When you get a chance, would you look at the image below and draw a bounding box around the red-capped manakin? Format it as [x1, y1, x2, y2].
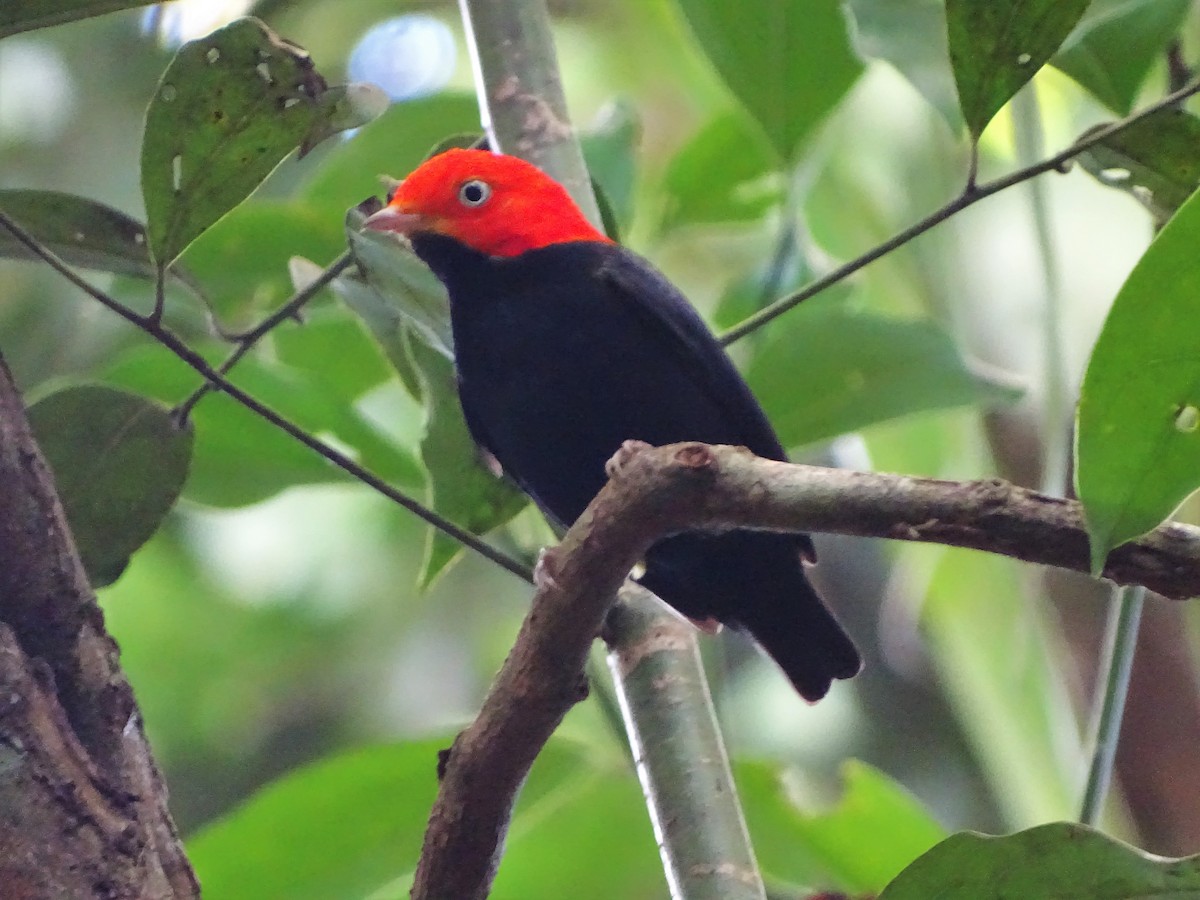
[363, 148, 860, 701]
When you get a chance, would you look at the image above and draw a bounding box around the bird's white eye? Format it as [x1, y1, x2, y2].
[458, 179, 492, 207]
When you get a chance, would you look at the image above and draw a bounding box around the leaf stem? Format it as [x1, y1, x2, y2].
[720, 75, 1200, 346]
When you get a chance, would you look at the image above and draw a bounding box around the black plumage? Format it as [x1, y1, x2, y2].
[410, 232, 860, 701]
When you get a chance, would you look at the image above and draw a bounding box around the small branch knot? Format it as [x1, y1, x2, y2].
[604, 439, 651, 479]
[673, 443, 717, 471]
[972, 477, 1014, 510]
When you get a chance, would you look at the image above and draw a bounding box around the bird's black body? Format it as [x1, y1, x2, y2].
[412, 233, 860, 700]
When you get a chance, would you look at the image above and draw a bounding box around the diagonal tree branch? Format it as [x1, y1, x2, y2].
[408, 440, 1200, 899]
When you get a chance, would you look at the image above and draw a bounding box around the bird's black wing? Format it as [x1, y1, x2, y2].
[595, 245, 817, 562]
[594, 245, 788, 462]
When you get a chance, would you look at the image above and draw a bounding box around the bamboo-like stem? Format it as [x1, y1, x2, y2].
[1080, 585, 1145, 826]
[420, 2, 767, 898]
[607, 590, 764, 900]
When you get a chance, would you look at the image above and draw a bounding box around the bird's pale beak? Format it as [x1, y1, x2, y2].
[361, 205, 426, 235]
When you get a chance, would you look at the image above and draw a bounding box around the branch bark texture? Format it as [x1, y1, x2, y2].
[0, 350, 197, 899]
[409, 440, 1200, 898]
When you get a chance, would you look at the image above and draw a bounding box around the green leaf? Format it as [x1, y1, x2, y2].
[141, 17, 353, 267]
[659, 110, 781, 233]
[922, 550, 1081, 825]
[741, 759, 945, 893]
[299, 94, 481, 215]
[345, 208, 455, 359]
[673, 0, 864, 160]
[747, 299, 1021, 448]
[407, 336, 527, 589]
[946, 0, 1090, 138]
[271, 306, 393, 409]
[879, 822, 1200, 898]
[297, 82, 389, 157]
[1076, 186, 1200, 570]
[104, 347, 339, 507]
[0, 190, 203, 298]
[179, 201, 343, 328]
[844, 0, 962, 129]
[1053, 0, 1191, 114]
[104, 345, 421, 508]
[188, 741, 443, 900]
[0, 0, 151, 38]
[27, 385, 191, 587]
[580, 100, 640, 236]
[339, 219, 527, 587]
[331, 269, 425, 401]
[488, 740, 662, 899]
[190, 737, 655, 900]
[1076, 109, 1200, 226]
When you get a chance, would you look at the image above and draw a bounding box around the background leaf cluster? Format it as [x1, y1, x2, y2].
[5, 0, 1200, 896]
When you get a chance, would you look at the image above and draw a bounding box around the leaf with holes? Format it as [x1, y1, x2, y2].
[879, 823, 1200, 898]
[141, 17, 367, 267]
[674, 0, 863, 160]
[0, 190, 204, 298]
[27, 385, 192, 587]
[1077, 186, 1200, 571]
[1077, 109, 1200, 226]
[946, 0, 1090, 138]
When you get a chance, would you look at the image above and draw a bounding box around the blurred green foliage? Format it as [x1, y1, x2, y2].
[4, 0, 1200, 896]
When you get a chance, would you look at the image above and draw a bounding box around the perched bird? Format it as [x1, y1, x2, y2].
[363, 148, 860, 700]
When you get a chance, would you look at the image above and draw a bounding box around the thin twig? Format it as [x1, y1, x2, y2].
[0, 208, 532, 584]
[719, 76, 1200, 346]
[177, 251, 353, 419]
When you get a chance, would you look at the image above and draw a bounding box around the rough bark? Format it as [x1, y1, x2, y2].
[0, 350, 197, 899]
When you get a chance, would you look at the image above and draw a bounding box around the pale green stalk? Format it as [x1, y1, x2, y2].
[459, 2, 766, 896]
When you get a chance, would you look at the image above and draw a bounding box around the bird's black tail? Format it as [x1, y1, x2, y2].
[735, 561, 861, 702]
[641, 531, 860, 702]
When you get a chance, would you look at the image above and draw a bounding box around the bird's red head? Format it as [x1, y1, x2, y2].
[362, 148, 611, 258]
